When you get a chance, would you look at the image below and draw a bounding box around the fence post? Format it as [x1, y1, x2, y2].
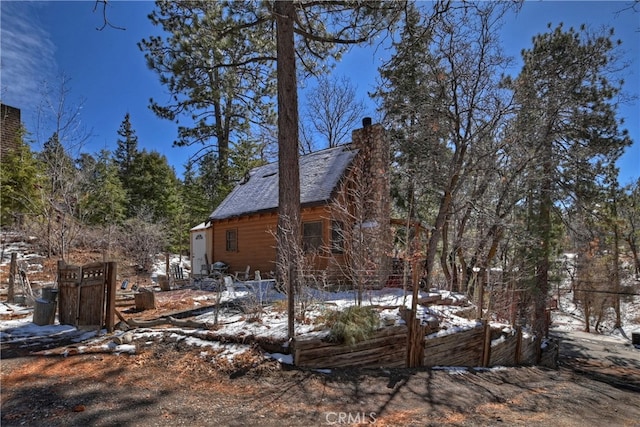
[105, 262, 117, 333]
[7, 253, 16, 303]
[514, 326, 522, 365]
[403, 308, 425, 368]
[481, 319, 492, 367]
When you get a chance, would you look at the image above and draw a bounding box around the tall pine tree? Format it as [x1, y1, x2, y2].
[114, 112, 139, 198]
[509, 24, 632, 345]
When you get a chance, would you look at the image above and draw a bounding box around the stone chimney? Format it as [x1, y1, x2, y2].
[1, 104, 22, 159]
[350, 118, 391, 288]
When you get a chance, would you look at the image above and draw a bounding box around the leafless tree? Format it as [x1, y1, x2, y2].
[301, 75, 367, 152]
[118, 208, 167, 273]
[328, 160, 383, 306]
[33, 74, 91, 260]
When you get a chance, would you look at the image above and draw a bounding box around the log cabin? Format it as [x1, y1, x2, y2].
[190, 119, 392, 287]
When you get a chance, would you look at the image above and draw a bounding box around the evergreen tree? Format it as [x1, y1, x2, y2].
[181, 161, 213, 229]
[620, 179, 640, 277]
[0, 127, 43, 227]
[509, 24, 632, 342]
[228, 138, 267, 183]
[39, 132, 76, 198]
[79, 150, 127, 226]
[114, 112, 139, 194]
[127, 149, 181, 223]
[376, 3, 451, 221]
[139, 0, 277, 192]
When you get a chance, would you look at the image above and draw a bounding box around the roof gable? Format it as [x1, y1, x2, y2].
[210, 144, 357, 220]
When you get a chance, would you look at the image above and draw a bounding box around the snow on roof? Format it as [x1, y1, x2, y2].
[190, 222, 211, 232]
[209, 144, 358, 220]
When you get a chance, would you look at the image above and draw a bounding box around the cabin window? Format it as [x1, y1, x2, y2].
[226, 229, 237, 252]
[331, 221, 344, 254]
[303, 221, 323, 252]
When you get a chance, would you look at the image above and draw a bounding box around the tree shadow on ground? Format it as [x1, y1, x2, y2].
[1, 354, 178, 427]
[553, 330, 640, 393]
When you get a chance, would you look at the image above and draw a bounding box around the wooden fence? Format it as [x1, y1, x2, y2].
[294, 325, 407, 369]
[422, 325, 486, 367]
[293, 317, 551, 369]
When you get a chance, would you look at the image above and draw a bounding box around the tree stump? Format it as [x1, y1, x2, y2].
[158, 275, 170, 291]
[134, 291, 156, 310]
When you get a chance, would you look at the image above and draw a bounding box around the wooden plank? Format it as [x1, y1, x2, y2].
[114, 309, 129, 325]
[294, 325, 407, 351]
[294, 326, 408, 368]
[7, 253, 16, 303]
[296, 343, 405, 367]
[299, 344, 406, 368]
[514, 327, 522, 365]
[77, 262, 106, 328]
[519, 335, 538, 364]
[482, 320, 491, 367]
[299, 350, 406, 369]
[490, 334, 519, 366]
[105, 262, 117, 333]
[57, 264, 81, 326]
[297, 343, 406, 367]
[423, 327, 485, 367]
[78, 282, 104, 327]
[295, 332, 407, 362]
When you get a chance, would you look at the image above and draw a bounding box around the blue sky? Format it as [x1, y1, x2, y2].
[1, 1, 638, 185]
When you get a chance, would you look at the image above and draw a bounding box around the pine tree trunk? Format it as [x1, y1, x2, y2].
[534, 142, 553, 357]
[612, 205, 622, 329]
[275, 0, 301, 341]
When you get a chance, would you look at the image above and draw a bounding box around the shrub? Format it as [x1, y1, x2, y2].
[325, 305, 380, 346]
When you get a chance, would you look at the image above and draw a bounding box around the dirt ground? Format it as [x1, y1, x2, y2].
[2, 339, 639, 427]
[2, 245, 639, 426]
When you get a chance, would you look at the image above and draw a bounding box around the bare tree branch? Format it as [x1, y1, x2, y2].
[93, 0, 125, 31]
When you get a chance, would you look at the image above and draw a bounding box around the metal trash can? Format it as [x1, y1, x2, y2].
[41, 287, 58, 303]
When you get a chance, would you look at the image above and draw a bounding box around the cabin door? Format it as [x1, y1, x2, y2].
[192, 232, 207, 277]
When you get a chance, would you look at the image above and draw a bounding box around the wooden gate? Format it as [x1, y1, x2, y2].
[58, 262, 81, 326]
[57, 261, 116, 331]
[78, 262, 106, 327]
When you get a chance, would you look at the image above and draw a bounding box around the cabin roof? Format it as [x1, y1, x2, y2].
[190, 222, 210, 232]
[209, 144, 358, 221]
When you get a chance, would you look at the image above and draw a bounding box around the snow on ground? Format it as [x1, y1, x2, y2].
[1, 283, 478, 365]
[190, 286, 479, 342]
[0, 233, 46, 275]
